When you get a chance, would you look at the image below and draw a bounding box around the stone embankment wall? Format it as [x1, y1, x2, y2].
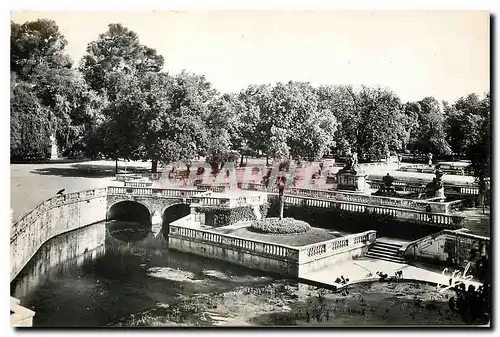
[10, 189, 107, 282]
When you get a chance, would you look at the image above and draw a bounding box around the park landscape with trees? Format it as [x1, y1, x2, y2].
[10, 19, 490, 195]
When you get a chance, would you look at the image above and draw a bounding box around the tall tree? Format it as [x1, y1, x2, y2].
[11, 19, 103, 160]
[11, 19, 72, 81]
[80, 23, 165, 170]
[144, 71, 213, 173]
[445, 92, 490, 209]
[237, 84, 272, 161]
[10, 77, 51, 160]
[444, 93, 489, 157]
[317, 85, 359, 154]
[350, 86, 408, 161]
[204, 94, 241, 173]
[79, 23, 164, 101]
[406, 96, 451, 156]
[254, 81, 338, 163]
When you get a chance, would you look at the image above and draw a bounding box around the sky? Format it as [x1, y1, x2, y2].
[10, 10, 490, 103]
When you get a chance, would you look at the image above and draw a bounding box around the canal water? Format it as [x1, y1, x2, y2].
[11, 222, 279, 327]
[11, 221, 481, 327]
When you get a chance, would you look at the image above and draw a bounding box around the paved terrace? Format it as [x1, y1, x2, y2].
[301, 257, 483, 291]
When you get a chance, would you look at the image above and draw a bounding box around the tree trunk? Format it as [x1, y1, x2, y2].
[240, 154, 244, 167]
[279, 195, 284, 221]
[266, 155, 270, 166]
[151, 160, 158, 173]
[115, 158, 118, 175]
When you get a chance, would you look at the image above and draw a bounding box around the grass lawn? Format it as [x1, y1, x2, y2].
[213, 225, 341, 247]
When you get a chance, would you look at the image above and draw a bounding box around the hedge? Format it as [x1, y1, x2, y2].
[195, 205, 268, 228]
[250, 217, 312, 234]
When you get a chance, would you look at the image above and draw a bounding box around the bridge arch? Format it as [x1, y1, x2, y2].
[107, 201, 152, 242]
[161, 203, 191, 239]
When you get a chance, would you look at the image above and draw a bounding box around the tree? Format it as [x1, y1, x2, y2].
[444, 93, 489, 157]
[11, 19, 103, 160]
[351, 86, 409, 161]
[458, 93, 490, 210]
[155, 71, 216, 172]
[10, 77, 51, 160]
[99, 72, 148, 167]
[204, 94, 240, 173]
[317, 85, 359, 154]
[11, 19, 72, 81]
[80, 24, 166, 171]
[237, 84, 273, 162]
[250, 81, 337, 164]
[406, 97, 451, 156]
[79, 23, 164, 100]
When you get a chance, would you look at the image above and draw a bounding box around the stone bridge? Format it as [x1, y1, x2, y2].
[106, 186, 268, 237]
[108, 185, 465, 232]
[106, 186, 206, 236]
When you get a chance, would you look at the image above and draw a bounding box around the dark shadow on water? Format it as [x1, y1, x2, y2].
[30, 163, 150, 178]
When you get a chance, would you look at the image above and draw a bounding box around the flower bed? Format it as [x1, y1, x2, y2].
[250, 217, 312, 234]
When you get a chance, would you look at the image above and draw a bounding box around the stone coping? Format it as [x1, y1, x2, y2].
[10, 297, 35, 327]
[301, 258, 483, 293]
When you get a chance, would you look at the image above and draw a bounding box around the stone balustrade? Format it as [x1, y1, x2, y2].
[106, 185, 465, 227]
[367, 179, 480, 196]
[11, 188, 108, 282]
[124, 181, 153, 188]
[169, 222, 300, 262]
[11, 188, 107, 242]
[297, 230, 376, 264]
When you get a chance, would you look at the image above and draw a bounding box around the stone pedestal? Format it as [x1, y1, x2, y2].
[50, 134, 58, 160]
[337, 172, 367, 192]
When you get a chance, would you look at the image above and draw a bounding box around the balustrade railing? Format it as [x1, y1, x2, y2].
[272, 186, 458, 214]
[11, 188, 107, 241]
[367, 179, 480, 196]
[105, 185, 465, 226]
[124, 181, 153, 188]
[169, 222, 300, 261]
[298, 230, 376, 263]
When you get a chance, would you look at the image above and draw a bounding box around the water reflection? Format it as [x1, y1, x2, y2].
[11, 222, 275, 327]
[106, 220, 150, 242]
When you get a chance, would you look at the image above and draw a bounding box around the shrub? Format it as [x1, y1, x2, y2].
[250, 217, 312, 234]
[196, 206, 257, 227]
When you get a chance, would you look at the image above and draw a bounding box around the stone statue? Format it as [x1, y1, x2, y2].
[337, 150, 366, 192]
[435, 166, 444, 189]
[341, 151, 359, 173]
[50, 134, 58, 160]
[382, 173, 395, 188]
[425, 165, 445, 199]
[277, 176, 286, 220]
[352, 152, 358, 168]
[373, 173, 398, 197]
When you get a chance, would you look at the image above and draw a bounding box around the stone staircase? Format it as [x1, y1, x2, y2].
[365, 240, 405, 263]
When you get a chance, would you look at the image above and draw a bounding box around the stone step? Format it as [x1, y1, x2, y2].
[369, 245, 401, 255]
[375, 241, 404, 249]
[371, 242, 401, 251]
[365, 251, 406, 263]
[366, 250, 404, 261]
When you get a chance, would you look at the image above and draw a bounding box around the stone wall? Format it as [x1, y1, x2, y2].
[10, 189, 107, 282]
[168, 237, 299, 276]
[168, 219, 375, 277]
[11, 223, 106, 299]
[405, 230, 490, 279]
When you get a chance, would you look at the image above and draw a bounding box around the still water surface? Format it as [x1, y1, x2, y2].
[12, 221, 473, 327]
[11, 223, 277, 327]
